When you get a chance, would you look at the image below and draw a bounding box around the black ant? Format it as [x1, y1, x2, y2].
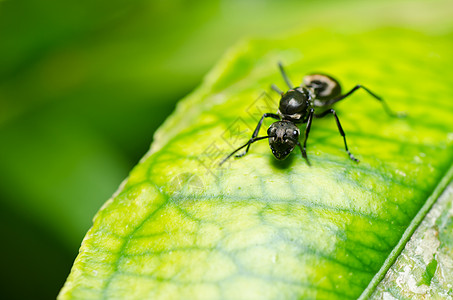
[219, 63, 405, 166]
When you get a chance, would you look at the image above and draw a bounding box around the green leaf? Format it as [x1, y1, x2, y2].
[59, 28, 453, 299]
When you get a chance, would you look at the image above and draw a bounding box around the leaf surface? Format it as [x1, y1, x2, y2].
[59, 28, 453, 299]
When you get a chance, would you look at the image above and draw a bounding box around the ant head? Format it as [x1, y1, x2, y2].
[267, 121, 300, 160]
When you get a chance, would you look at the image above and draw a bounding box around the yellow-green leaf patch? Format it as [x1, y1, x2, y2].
[59, 28, 453, 299]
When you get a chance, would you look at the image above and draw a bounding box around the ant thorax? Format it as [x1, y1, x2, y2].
[276, 87, 312, 123]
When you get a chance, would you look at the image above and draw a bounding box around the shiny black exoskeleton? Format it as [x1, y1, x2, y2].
[220, 63, 404, 166]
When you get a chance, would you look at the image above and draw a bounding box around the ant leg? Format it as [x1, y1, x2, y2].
[271, 84, 283, 95]
[236, 113, 280, 157]
[300, 109, 314, 166]
[315, 109, 359, 163]
[326, 85, 405, 118]
[219, 136, 273, 166]
[278, 62, 294, 89]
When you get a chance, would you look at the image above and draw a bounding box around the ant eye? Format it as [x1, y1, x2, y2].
[267, 127, 275, 135]
[293, 130, 298, 136]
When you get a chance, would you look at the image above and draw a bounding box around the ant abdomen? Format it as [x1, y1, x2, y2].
[303, 74, 342, 103]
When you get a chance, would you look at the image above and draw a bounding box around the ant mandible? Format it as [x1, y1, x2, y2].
[219, 63, 404, 166]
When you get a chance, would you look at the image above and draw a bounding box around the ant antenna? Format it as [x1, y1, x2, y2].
[278, 62, 293, 89]
[219, 135, 274, 166]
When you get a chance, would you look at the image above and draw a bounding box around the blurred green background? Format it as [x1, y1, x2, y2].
[0, 0, 451, 299]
